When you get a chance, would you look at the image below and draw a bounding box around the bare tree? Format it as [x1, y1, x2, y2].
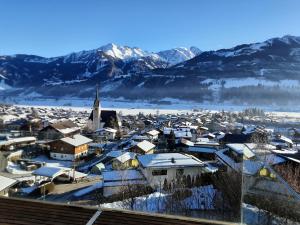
[211, 171, 242, 222]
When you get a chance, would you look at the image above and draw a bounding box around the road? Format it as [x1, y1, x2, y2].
[76, 140, 122, 173]
[42, 177, 101, 202]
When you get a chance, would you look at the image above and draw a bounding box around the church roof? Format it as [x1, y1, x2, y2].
[89, 110, 119, 128]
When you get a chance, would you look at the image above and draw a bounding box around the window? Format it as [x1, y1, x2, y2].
[152, 170, 167, 176]
[176, 169, 184, 177]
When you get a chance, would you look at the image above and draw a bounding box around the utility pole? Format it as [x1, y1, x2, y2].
[72, 158, 77, 183]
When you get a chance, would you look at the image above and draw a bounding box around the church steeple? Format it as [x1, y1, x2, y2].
[92, 84, 101, 131]
[94, 84, 100, 108]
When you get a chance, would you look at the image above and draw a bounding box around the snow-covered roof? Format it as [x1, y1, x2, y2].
[103, 170, 144, 182]
[106, 150, 124, 158]
[226, 143, 255, 159]
[243, 160, 263, 175]
[136, 140, 155, 152]
[0, 137, 36, 146]
[114, 152, 136, 163]
[146, 130, 160, 136]
[59, 127, 80, 134]
[32, 166, 87, 180]
[195, 138, 219, 146]
[278, 135, 293, 144]
[0, 175, 17, 192]
[163, 128, 192, 138]
[61, 134, 92, 147]
[215, 149, 241, 172]
[188, 146, 217, 154]
[32, 166, 68, 178]
[138, 153, 203, 168]
[216, 148, 285, 175]
[202, 133, 215, 138]
[96, 127, 117, 133]
[199, 126, 209, 130]
[180, 139, 194, 146]
[132, 135, 150, 141]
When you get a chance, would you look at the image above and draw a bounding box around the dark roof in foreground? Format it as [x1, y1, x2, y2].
[0, 197, 235, 225]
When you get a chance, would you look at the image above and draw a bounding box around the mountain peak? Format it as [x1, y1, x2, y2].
[97, 43, 146, 60]
[265, 35, 300, 46]
[157, 46, 201, 65]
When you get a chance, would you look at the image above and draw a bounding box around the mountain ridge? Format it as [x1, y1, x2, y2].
[1, 35, 300, 106]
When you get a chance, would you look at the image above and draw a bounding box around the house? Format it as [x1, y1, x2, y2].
[0, 175, 17, 196]
[187, 139, 219, 160]
[38, 119, 80, 140]
[49, 134, 93, 160]
[271, 134, 293, 149]
[215, 143, 283, 175]
[102, 170, 147, 197]
[201, 133, 215, 140]
[88, 143, 105, 155]
[32, 166, 87, 182]
[90, 163, 105, 175]
[219, 133, 254, 146]
[176, 138, 194, 152]
[146, 129, 160, 141]
[95, 127, 117, 140]
[163, 127, 193, 141]
[129, 140, 155, 155]
[131, 135, 150, 142]
[112, 152, 138, 170]
[137, 153, 216, 189]
[0, 136, 36, 151]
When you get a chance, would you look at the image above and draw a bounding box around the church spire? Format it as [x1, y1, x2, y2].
[93, 84, 100, 108]
[96, 84, 99, 100]
[92, 84, 101, 131]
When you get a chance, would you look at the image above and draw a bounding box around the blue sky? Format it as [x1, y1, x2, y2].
[0, 0, 300, 57]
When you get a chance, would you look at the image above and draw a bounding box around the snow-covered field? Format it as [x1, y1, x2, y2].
[3, 95, 300, 116]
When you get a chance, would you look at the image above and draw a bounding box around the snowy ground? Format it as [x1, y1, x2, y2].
[101, 185, 216, 213]
[6, 155, 72, 175]
[243, 203, 300, 225]
[3, 96, 300, 115]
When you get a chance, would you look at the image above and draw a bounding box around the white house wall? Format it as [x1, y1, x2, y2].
[50, 150, 88, 161]
[140, 166, 204, 189]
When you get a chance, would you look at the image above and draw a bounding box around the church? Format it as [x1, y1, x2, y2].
[87, 86, 121, 132]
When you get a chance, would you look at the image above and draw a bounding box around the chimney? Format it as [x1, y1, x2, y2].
[171, 157, 175, 163]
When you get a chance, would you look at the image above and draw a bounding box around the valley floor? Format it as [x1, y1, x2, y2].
[2, 96, 300, 116]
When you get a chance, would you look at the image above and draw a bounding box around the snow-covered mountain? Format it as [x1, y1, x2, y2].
[1, 35, 300, 106]
[98, 43, 147, 60]
[61, 43, 199, 65]
[157, 47, 202, 65]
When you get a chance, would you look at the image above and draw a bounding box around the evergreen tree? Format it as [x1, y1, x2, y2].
[167, 130, 176, 151]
